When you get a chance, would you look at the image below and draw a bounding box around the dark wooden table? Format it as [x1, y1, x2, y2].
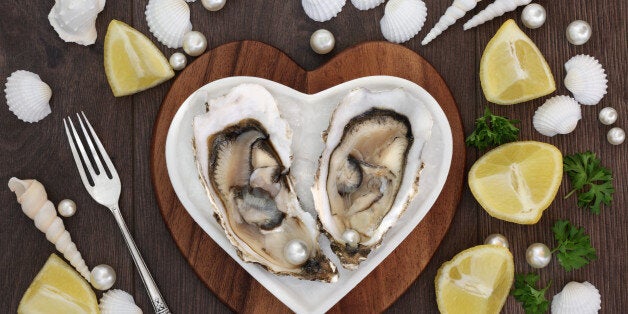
[1, 1, 626, 313]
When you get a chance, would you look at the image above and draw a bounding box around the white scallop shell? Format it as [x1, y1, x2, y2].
[351, 0, 385, 10]
[5, 70, 52, 123]
[302, 0, 346, 22]
[533, 95, 582, 137]
[463, 0, 531, 30]
[380, 0, 428, 43]
[422, 0, 479, 45]
[48, 0, 106, 46]
[551, 281, 601, 314]
[145, 0, 193, 48]
[564, 55, 608, 106]
[99, 289, 143, 314]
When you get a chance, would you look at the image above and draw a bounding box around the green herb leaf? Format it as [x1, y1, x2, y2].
[465, 107, 520, 150]
[552, 220, 597, 271]
[563, 151, 614, 214]
[511, 273, 551, 314]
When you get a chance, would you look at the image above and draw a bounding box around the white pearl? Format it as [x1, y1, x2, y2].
[599, 107, 618, 125]
[566, 20, 592, 45]
[342, 229, 360, 247]
[310, 29, 335, 55]
[484, 233, 509, 249]
[57, 199, 77, 217]
[169, 52, 187, 71]
[90, 264, 116, 290]
[283, 239, 309, 266]
[202, 0, 226, 11]
[521, 4, 546, 29]
[607, 127, 625, 145]
[526, 243, 552, 268]
[182, 31, 207, 57]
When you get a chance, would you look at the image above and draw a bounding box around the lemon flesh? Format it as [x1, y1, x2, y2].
[435, 245, 514, 314]
[469, 141, 562, 224]
[480, 19, 555, 105]
[104, 19, 174, 97]
[18, 254, 99, 314]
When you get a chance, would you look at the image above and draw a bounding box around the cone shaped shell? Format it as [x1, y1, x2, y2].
[551, 281, 601, 314]
[302, 0, 346, 22]
[48, 0, 105, 45]
[145, 0, 193, 48]
[533, 95, 582, 137]
[5, 70, 52, 123]
[564, 55, 608, 106]
[351, 0, 385, 10]
[380, 0, 428, 43]
[99, 289, 143, 314]
[463, 0, 531, 30]
[422, 0, 478, 45]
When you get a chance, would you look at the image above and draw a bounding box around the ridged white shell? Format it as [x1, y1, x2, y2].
[564, 55, 608, 106]
[533, 95, 582, 137]
[145, 0, 193, 48]
[48, 0, 106, 46]
[99, 289, 142, 314]
[463, 0, 531, 30]
[551, 281, 601, 314]
[302, 0, 346, 22]
[351, 0, 385, 10]
[380, 0, 428, 43]
[5, 70, 52, 123]
[422, 0, 479, 45]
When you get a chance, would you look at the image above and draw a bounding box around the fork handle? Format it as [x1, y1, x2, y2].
[111, 204, 171, 314]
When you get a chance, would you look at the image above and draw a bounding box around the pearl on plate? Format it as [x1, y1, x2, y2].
[283, 239, 309, 266]
[57, 199, 77, 217]
[526, 243, 552, 268]
[521, 4, 546, 29]
[202, 0, 226, 11]
[566, 20, 592, 45]
[484, 233, 509, 249]
[607, 127, 625, 145]
[169, 52, 187, 71]
[90, 264, 117, 290]
[342, 229, 360, 247]
[599, 107, 618, 125]
[310, 29, 335, 55]
[182, 31, 207, 57]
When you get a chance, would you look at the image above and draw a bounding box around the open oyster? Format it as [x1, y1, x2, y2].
[193, 84, 338, 282]
[312, 88, 433, 269]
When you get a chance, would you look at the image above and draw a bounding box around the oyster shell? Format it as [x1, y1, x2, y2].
[551, 281, 601, 314]
[48, 0, 106, 46]
[193, 84, 338, 282]
[4, 70, 52, 123]
[533, 95, 582, 137]
[313, 88, 433, 269]
[380, 0, 428, 43]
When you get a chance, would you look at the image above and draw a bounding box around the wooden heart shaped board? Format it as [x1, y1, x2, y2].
[151, 41, 465, 313]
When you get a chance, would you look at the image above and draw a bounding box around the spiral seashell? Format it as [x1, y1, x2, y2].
[4, 70, 52, 123]
[48, 0, 106, 45]
[552, 281, 601, 314]
[564, 55, 608, 106]
[99, 289, 143, 314]
[463, 0, 531, 30]
[302, 0, 346, 22]
[8, 178, 91, 281]
[380, 0, 428, 43]
[422, 0, 479, 45]
[145, 0, 193, 48]
[533, 95, 582, 137]
[351, 0, 385, 10]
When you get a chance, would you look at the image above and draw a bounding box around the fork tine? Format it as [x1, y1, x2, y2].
[80, 111, 120, 179]
[64, 118, 93, 188]
[76, 113, 105, 174]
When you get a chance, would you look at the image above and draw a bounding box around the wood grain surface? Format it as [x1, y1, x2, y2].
[151, 40, 465, 313]
[1, 1, 626, 313]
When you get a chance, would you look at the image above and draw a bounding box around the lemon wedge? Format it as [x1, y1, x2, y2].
[468, 141, 563, 224]
[18, 254, 99, 314]
[480, 19, 556, 104]
[104, 19, 174, 97]
[435, 245, 514, 314]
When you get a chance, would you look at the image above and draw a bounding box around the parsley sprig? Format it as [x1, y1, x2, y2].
[563, 151, 614, 214]
[465, 107, 520, 150]
[552, 220, 597, 271]
[511, 273, 551, 314]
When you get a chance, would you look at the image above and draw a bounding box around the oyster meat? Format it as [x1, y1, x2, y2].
[312, 88, 433, 269]
[193, 84, 337, 282]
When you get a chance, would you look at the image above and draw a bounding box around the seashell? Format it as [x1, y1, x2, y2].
[48, 0, 106, 46]
[351, 0, 385, 10]
[380, 0, 428, 43]
[422, 0, 479, 45]
[4, 70, 52, 123]
[145, 0, 193, 48]
[302, 0, 346, 22]
[551, 281, 601, 314]
[463, 0, 531, 30]
[8, 178, 91, 281]
[533, 95, 581, 137]
[564, 54, 608, 106]
[99, 289, 143, 314]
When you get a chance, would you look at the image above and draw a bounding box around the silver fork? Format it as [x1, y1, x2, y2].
[64, 112, 170, 314]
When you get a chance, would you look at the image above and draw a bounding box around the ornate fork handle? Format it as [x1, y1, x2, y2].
[111, 204, 171, 314]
